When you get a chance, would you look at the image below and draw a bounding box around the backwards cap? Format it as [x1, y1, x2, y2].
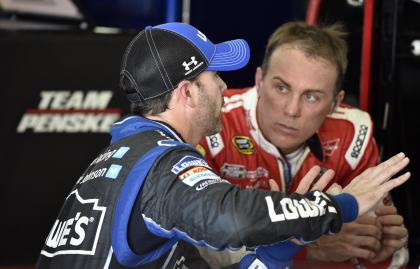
[120, 22, 250, 103]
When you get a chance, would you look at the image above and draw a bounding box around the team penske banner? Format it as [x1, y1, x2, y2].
[17, 90, 121, 133]
[0, 31, 132, 265]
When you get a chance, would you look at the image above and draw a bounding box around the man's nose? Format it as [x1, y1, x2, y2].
[284, 95, 301, 117]
[219, 78, 227, 93]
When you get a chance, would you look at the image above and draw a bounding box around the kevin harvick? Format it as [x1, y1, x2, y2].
[198, 86, 409, 268]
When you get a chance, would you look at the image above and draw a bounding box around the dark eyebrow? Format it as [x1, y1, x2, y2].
[272, 75, 291, 88]
[273, 75, 326, 94]
[305, 89, 326, 95]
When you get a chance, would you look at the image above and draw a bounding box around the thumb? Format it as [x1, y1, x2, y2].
[327, 183, 343, 195]
[268, 179, 280, 191]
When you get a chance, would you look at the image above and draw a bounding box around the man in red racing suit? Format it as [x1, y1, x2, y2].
[198, 22, 409, 269]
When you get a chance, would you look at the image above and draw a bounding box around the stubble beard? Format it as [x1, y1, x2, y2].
[198, 92, 223, 137]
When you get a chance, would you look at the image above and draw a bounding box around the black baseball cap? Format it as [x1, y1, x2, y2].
[120, 22, 250, 103]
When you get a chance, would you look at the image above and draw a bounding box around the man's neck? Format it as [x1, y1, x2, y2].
[146, 113, 200, 145]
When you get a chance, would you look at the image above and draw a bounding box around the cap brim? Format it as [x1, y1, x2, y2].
[206, 39, 250, 71]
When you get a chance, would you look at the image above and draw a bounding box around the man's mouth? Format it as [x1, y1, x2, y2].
[276, 123, 299, 133]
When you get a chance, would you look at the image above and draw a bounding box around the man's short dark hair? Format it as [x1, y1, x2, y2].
[120, 74, 173, 116]
[262, 21, 348, 93]
[130, 92, 173, 116]
[121, 75, 200, 116]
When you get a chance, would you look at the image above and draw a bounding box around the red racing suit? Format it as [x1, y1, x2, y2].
[198, 86, 408, 269]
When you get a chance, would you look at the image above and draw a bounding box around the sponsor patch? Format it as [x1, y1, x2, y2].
[220, 163, 246, 179]
[329, 106, 372, 169]
[195, 178, 227, 191]
[112, 147, 130, 159]
[41, 190, 106, 257]
[105, 164, 122, 179]
[179, 167, 221, 187]
[247, 167, 269, 180]
[322, 139, 340, 158]
[205, 133, 224, 157]
[171, 155, 210, 174]
[232, 135, 255, 155]
[266, 191, 337, 222]
[350, 124, 368, 159]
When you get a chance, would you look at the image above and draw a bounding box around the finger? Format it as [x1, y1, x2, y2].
[369, 246, 394, 263]
[355, 214, 377, 225]
[345, 245, 376, 259]
[372, 157, 410, 185]
[377, 214, 404, 226]
[374, 152, 405, 172]
[311, 169, 335, 191]
[346, 223, 382, 240]
[354, 236, 381, 252]
[383, 226, 408, 238]
[295, 165, 321, 194]
[378, 172, 411, 195]
[382, 238, 406, 249]
[341, 233, 381, 252]
[364, 153, 405, 180]
[268, 179, 280, 191]
[327, 183, 342, 195]
[374, 206, 397, 217]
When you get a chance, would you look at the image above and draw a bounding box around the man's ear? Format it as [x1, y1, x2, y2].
[255, 67, 263, 93]
[331, 90, 345, 112]
[175, 80, 197, 108]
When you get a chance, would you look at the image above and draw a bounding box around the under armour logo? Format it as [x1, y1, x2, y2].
[182, 56, 198, 71]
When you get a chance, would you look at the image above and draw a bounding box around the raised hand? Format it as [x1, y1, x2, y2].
[294, 165, 335, 194]
[342, 153, 410, 216]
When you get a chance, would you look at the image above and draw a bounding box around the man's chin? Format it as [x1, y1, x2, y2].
[205, 122, 222, 136]
[272, 138, 303, 154]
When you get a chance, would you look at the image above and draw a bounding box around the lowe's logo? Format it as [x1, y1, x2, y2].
[171, 155, 210, 174]
[41, 190, 106, 257]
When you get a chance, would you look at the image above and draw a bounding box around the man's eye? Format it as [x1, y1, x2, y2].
[305, 93, 319, 102]
[276, 85, 288, 92]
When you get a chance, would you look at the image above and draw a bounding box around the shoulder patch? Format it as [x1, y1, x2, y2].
[328, 106, 373, 169]
[171, 155, 210, 174]
[205, 133, 225, 157]
[179, 167, 221, 187]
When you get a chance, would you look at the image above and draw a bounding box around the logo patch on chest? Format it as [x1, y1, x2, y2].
[232, 135, 255, 155]
[322, 139, 340, 158]
[220, 163, 247, 179]
[41, 190, 106, 257]
[205, 133, 224, 157]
